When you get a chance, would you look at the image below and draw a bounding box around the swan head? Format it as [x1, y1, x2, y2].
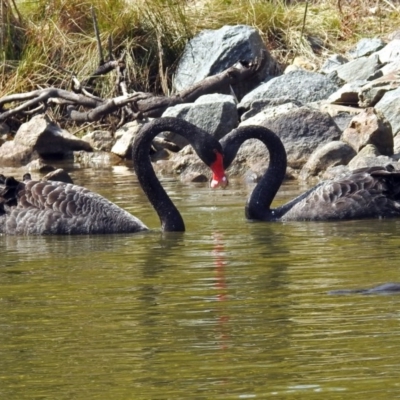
[210, 150, 228, 189]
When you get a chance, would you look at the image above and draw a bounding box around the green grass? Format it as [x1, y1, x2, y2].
[1, 0, 399, 99]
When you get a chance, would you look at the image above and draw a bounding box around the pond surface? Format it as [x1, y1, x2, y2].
[1, 166, 400, 399]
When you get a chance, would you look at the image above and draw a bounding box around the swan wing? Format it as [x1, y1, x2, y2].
[1, 179, 148, 235]
[282, 166, 400, 221]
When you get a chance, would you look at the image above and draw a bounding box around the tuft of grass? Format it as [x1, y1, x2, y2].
[1, 0, 400, 100]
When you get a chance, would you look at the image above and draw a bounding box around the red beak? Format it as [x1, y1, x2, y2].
[210, 151, 229, 189]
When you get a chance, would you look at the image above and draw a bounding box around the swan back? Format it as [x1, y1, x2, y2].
[280, 166, 400, 221]
[0, 178, 148, 235]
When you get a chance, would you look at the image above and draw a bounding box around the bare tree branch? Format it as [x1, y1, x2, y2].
[0, 55, 266, 124]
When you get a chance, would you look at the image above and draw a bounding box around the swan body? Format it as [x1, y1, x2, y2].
[220, 125, 400, 221]
[0, 178, 148, 235]
[0, 117, 227, 235]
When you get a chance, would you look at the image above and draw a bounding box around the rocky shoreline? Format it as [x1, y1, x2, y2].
[1, 25, 400, 185]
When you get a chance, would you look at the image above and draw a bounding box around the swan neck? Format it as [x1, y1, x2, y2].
[132, 117, 223, 232]
[133, 119, 187, 232]
[222, 126, 287, 221]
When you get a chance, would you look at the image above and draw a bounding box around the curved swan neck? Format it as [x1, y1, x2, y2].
[132, 117, 224, 232]
[221, 126, 287, 221]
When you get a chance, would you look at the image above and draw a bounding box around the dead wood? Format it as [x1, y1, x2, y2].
[0, 54, 265, 126]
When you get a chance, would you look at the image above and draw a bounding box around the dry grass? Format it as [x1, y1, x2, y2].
[1, 0, 399, 99]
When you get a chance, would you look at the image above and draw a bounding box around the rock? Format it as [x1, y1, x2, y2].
[151, 137, 180, 153]
[173, 25, 280, 99]
[347, 144, 397, 169]
[82, 130, 115, 152]
[235, 107, 341, 169]
[0, 122, 10, 135]
[240, 102, 301, 126]
[14, 114, 92, 155]
[319, 103, 362, 118]
[394, 135, 400, 154]
[167, 147, 211, 182]
[377, 59, 400, 76]
[44, 168, 74, 184]
[347, 37, 385, 59]
[284, 56, 316, 73]
[375, 86, 400, 136]
[327, 80, 367, 106]
[239, 70, 340, 110]
[180, 170, 209, 184]
[334, 55, 382, 83]
[387, 31, 400, 41]
[358, 72, 400, 107]
[332, 113, 354, 132]
[0, 141, 40, 166]
[159, 104, 191, 148]
[25, 159, 56, 173]
[326, 69, 346, 87]
[111, 119, 148, 158]
[376, 39, 400, 63]
[239, 97, 302, 121]
[341, 108, 393, 155]
[162, 94, 238, 148]
[319, 54, 349, 74]
[150, 148, 171, 162]
[0, 115, 92, 166]
[73, 151, 122, 168]
[299, 141, 356, 180]
[263, 107, 341, 168]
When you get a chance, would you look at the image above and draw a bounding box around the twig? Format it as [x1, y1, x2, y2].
[91, 6, 104, 65]
[299, 1, 309, 47]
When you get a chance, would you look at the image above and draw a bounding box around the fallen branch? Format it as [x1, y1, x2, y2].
[0, 54, 266, 124]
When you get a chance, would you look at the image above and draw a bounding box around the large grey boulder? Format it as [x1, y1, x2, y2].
[299, 141, 356, 180]
[375, 86, 400, 136]
[331, 113, 355, 133]
[14, 114, 92, 154]
[239, 70, 340, 110]
[236, 107, 341, 169]
[341, 108, 393, 155]
[334, 55, 382, 83]
[240, 102, 301, 126]
[358, 72, 400, 107]
[162, 94, 238, 148]
[0, 141, 40, 166]
[239, 97, 303, 121]
[379, 59, 400, 76]
[319, 54, 348, 74]
[44, 168, 74, 184]
[376, 39, 400, 63]
[82, 130, 115, 152]
[327, 80, 367, 106]
[347, 37, 385, 59]
[263, 107, 341, 168]
[173, 25, 279, 99]
[111, 119, 148, 158]
[347, 144, 397, 170]
[0, 114, 92, 166]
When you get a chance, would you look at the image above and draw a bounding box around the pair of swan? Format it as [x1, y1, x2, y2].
[2, 117, 400, 235]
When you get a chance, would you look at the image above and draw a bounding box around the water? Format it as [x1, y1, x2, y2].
[1, 166, 400, 399]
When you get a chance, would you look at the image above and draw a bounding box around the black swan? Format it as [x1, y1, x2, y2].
[0, 117, 228, 235]
[219, 125, 400, 221]
[329, 282, 400, 295]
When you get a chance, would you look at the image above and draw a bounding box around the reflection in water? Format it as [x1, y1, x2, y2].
[2, 173, 400, 399]
[212, 232, 229, 350]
